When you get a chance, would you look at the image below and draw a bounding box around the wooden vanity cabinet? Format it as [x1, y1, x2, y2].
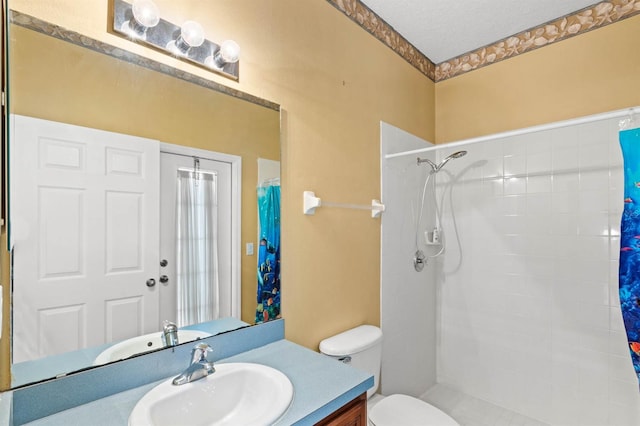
[315, 393, 367, 426]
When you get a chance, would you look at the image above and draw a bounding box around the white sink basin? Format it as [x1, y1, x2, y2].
[94, 330, 209, 365]
[128, 362, 294, 426]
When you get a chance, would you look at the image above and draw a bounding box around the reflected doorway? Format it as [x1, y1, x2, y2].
[159, 149, 237, 326]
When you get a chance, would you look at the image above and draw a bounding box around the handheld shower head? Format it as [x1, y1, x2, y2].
[417, 150, 467, 173]
[437, 150, 467, 171]
[449, 150, 468, 159]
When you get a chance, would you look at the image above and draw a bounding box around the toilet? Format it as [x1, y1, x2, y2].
[319, 325, 459, 426]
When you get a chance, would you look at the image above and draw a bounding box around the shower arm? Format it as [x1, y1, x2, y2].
[417, 157, 438, 172]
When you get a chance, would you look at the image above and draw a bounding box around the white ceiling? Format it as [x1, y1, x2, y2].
[360, 0, 601, 63]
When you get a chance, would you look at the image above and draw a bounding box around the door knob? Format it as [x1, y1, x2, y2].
[160, 259, 168, 267]
[146, 278, 156, 287]
[159, 275, 169, 283]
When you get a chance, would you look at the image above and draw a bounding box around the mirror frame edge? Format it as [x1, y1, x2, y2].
[9, 10, 279, 113]
[1, 0, 10, 392]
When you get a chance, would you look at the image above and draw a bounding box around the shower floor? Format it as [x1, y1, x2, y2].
[421, 384, 549, 426]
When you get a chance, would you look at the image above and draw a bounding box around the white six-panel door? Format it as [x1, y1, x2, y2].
[11, 115, 160, 362]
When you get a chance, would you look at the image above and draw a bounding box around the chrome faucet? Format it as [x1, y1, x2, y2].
[172, 342, 215, 386]
[162, 320, 179, 347]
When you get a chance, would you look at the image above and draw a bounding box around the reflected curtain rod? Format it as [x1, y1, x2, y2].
[385, 106, 640, 160]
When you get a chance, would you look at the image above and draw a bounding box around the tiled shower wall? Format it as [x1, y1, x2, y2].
[436, 116, 640, 425]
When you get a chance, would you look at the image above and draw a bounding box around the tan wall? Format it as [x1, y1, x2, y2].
[436, 14, 640, 143]
[3, 0, 435, 374]
[4, 0, 639, 392]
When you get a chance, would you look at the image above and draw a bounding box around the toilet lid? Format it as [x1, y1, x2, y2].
[369, 394, 460, 426]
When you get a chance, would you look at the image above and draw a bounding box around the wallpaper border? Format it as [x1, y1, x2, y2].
[328, 0, 640, 82]
[326, 0, 436, 81]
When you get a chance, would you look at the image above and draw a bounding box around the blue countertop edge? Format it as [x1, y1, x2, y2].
[4, 319, 374, 425]
[17, 339, 373, 426]
[9, 318, 283, 425]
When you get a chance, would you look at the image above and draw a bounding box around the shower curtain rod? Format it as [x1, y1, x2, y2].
[260, 177, 280, 186]
[385, 106, 640, 160]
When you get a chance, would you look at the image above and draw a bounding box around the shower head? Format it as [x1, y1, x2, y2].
[449, 150, 468, 159]
[417, 150, 467, 173]
[437, 150, 467, 170]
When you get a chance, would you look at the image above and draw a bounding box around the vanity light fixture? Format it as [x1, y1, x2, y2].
[113, 0, 240, 81]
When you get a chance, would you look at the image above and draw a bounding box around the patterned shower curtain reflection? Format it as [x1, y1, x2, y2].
[255, 183, 281, 323]
[175, 169, 219, 327]
[619, 124, 640, 388]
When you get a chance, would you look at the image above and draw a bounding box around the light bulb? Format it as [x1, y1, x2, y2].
[167, 20, 205, 55]
[131, 0, 160, 28]
[218, 40, 240, 64]
[180, 21, 205, 47]
[207, 40, 240, 68]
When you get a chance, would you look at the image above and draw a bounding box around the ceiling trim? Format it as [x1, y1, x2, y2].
[437, 0, 640, 81]
[326, 0, 436, 80]
[328, 0, 640, 82]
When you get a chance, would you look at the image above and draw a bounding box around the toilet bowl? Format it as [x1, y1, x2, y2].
[369, 394, 458, 426]
[319, 325, 460, 426]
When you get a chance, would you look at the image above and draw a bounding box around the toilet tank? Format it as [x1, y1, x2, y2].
[319, 325, 383, 398]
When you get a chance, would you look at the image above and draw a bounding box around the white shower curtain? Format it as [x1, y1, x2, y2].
[175, 169, 219, 327]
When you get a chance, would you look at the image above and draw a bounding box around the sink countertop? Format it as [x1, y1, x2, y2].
[22, 339, 373, 426]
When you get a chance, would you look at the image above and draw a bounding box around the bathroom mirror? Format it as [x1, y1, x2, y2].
[4, 13, 281, 388]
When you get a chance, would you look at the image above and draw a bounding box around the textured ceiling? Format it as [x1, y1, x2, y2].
[359, 0, 601, 63]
